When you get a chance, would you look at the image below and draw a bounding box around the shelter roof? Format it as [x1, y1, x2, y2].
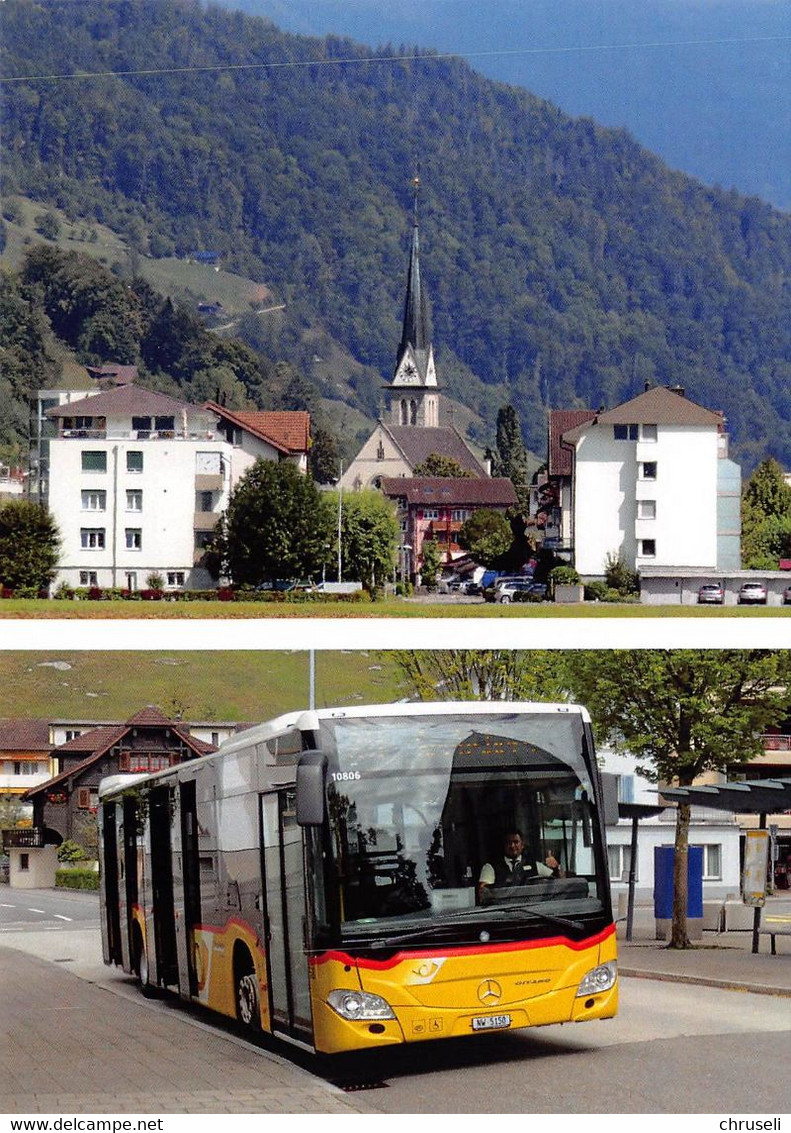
[658, 777, 791, 814]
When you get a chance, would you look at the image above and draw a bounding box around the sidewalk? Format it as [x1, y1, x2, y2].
[617, 897, 791, 997]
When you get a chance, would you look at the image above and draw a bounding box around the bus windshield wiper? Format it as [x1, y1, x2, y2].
[351, 905, 584, 950]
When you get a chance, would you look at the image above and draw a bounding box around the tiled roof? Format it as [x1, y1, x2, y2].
[86, 364, 139, 385]
[46, 384, 196, 419]
[548, 410, 596, 476]
[0, 719, 52, 752]
[381, 476, 517, 506]
[205, 403, 311, 454]
[562, 386, 724, 445]
[25, 708, 216, 798]
[386, 426, 485, 476]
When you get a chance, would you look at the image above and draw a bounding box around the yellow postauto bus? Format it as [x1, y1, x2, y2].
[98, 701, 619, 1055]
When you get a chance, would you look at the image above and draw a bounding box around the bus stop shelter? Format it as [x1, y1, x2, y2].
[656, 776, 791, 952]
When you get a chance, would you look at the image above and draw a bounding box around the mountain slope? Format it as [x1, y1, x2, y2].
[3, 0, 791, 469]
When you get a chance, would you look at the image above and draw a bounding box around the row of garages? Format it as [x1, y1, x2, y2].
[639, 569, 791, 606]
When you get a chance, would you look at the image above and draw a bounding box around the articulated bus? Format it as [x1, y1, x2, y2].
[98, 701, 619, 1055]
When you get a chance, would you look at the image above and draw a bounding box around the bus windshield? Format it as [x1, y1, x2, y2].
[317, 711, 609, 949]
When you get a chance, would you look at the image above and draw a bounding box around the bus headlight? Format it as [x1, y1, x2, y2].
[327, 989, 396, 1021]
[576, 961, 617, 997]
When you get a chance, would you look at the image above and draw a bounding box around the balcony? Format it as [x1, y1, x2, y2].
[195, 473, 224, 492]
[2, 827, 45, 850]
[194, 511, 219, 531]
[762, 734, 791, 751]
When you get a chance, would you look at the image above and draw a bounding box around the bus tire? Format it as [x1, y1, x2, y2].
[234, 949, 260, 1031]
[134, 928, 157, 999]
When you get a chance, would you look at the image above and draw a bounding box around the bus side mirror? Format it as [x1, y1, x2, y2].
[296, 751, 327, 826]
[600, 773, 620, 827]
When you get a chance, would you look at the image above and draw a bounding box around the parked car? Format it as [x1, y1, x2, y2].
[784, 586, 791, 605]
[482, 573, 534, 603]
[513, 582, 548, 603]
[697, 583, 724, 605]
[737, 582, 768, 605]
[493, 579, 537, 603]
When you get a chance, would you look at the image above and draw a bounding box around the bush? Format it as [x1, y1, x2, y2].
[584, 581, 609, 602]
[55, 866, 99, 890]
[604, 553, 640, 596]
[57, 839, 87, 863]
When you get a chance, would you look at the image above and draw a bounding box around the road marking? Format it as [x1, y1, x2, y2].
[54, 914, 72, 921]
[0, 903, 15, 908]
[28, 908, 46, 914]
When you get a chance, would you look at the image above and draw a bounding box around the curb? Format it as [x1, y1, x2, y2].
[620, 966, 791, 998]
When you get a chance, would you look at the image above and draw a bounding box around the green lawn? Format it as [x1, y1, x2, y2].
[0, 651, 408, 720]
[0, 598, 789, 618]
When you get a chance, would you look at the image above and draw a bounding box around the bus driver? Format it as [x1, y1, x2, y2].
[477, 829, 563, 901]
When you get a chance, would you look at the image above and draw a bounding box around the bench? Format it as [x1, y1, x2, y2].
[759, 913, 791, 954]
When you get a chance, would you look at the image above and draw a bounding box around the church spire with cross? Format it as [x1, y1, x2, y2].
[387, 175, 439, 428]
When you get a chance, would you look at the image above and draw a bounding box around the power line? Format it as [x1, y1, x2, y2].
[3, 34, 790, 84]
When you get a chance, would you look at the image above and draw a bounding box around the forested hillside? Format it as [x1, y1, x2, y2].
[3, 0, 791, 470]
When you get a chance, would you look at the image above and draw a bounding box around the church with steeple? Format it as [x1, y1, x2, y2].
[339, 181, 487, 490]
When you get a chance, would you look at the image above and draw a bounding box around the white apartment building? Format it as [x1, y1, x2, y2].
[46, 385, 232, 591]
[560, 385, 741, 578]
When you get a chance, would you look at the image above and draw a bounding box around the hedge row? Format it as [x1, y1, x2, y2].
[44, 587, 372, 603]
[55, 867, 99, 890]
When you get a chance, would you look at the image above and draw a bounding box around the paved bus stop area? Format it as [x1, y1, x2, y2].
[2, 897, 790, 1115]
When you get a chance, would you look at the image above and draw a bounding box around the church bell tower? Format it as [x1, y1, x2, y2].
[387, 177, 439, 429]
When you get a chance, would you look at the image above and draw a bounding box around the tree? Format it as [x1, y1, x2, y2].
[420, 539, 442, 589]
[309, 424, 340, 485]
[330, 488, 399, 590]
[0, 499, 60, 592]
[457, 509, 512, 566]
[489, 405, 530, 487]
[563, 650, 791, 948]
[412, 453, 473, 478]
[219, 459, 334, 587]
[741, 459, 791, 568]
[394, 650, 567, 702]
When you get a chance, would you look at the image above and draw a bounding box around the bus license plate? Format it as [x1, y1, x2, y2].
[471, 1014, 511, 1031]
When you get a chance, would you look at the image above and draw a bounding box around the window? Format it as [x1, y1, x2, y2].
[641, 424, 658, 442]
[81, 528, 105, 550]
[13, 761, 38, 775]
[198, 491, 213, 513]
[639, 539, 656, 557]
[132, 416, 152, 435]
[118, 753, 174, 773]
[607, 843, 636, 882]
[126, 450, 143, 473]
[638, 500, 656, 520]
[451, 509, 471, 522]
[693, 844, 722, 881]
[81, 450, 107, 473]
[64, 730, 82, 742]
[76, 787, 96, 809]
[376, 441, 385, 461]
[640, 462, 657, 480]
[81, 490, 106, 511]
[125, 528, 142, 551]
[125, 572, 137, 591]
[79, 571, 98, 586]
[20, 853, 29, 872]
[167, 571, 185, 587]
[614, 424, 638, 441]
[422, 508, 440, 520]
[154, 415, 175, 433]
[126, 489, 143, 512]
[195, 532, 213, 551]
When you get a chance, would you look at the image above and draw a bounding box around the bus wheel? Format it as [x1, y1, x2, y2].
[235, 954, 260, 1031]
[135, 930, 157, 999]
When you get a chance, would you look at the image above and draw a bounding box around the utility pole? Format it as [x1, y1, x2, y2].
[337, 460, 343, 583]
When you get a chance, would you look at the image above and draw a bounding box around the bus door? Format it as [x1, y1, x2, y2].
[148, 785, 179, 987]
[177, 780, 202, 997]
[100, 802, 122, 966]
[260, 789, 314, 1046]
[121, 793, 139, 973]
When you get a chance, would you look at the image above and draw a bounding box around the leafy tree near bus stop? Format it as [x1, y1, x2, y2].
[218, 459, 334, 587]
[457, 508, 513, 567]
[563, 650, 791, 949]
